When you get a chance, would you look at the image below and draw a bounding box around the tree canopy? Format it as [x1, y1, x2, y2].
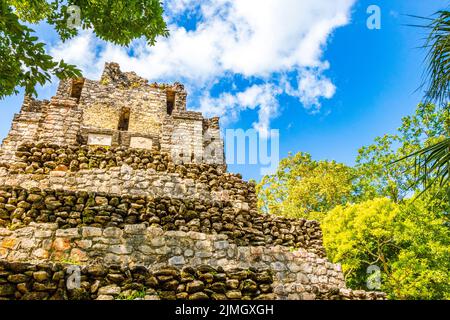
[257, 152, 355, 221]
[356, 103, 449, 202]
[257, 103, 449, 299]
[322, 197, 449, 299]
[0, 0, 168, 98]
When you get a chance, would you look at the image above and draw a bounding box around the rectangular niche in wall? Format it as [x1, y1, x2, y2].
[87, 133, 112, 146]
[166, 90, 176, 115]
[70, 78, 85, 102]
[130, 136, 153, 150]
[118, 107, 130, 131]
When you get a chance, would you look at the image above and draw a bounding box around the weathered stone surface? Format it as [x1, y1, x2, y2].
[168, 256, 185, 266]
[0, 260, 290, 300]
[98, 285, 121, 296]
[52, 238, 71, 251]
[186, 280, 205, 294]
[70, 248, 88, 262]
[32, 271, 49, 282]
[109, 245, 132, 255]
[7, 274, 28, 283]
[81, 227, 102, 238]
[189, 292, 209, 300]
[96, 295, 114, 300]
[0, 284, 15, 296]
[32, 248, 49, 259]
[1, 238, 16, 249]
[103, 228, 123, 239]
[0, 186, 324, 255]
[226, 290, 242, 299]
[55, 229, 80, 239]
[226, 279, 240, 290]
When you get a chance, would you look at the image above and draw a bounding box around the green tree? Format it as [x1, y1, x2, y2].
[0, 0, 168, 98]
[356, 103, 449, 202]
[322, 196, 450, 300]
[257, 152, 355, 221]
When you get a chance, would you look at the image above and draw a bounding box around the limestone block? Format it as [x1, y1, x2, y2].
[129, 137, 153, 150]
[87, 133, 112, 146]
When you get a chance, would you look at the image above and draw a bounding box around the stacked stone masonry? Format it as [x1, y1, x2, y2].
[0, 223, 384, 300]
[0, 62, 385, 300]
[0, 260, 276, 300]
[0, 187, 325, 255]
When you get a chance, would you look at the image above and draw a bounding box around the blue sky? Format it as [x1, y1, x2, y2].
[1, 0, 448, 181]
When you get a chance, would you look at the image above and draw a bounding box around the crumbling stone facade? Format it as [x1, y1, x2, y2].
[0, 63, 385, 300]
[0, 63, 223, 165]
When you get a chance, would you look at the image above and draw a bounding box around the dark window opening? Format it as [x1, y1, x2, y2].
[70, 78, 85, 102]
[166, 90, 176, 115]
[118, 107, 130, 131]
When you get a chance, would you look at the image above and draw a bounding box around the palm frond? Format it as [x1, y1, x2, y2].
[392, 11, 450, 200]
[421, 10, 450, 106]
[393, 138, 450, 197]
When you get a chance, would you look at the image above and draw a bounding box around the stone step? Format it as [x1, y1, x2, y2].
[0, 186, 324, 254]
[0, 259, 276, 300]
[0, 222, 349, 300]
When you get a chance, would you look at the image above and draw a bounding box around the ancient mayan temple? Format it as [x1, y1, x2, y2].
[0, 63, 384, 300]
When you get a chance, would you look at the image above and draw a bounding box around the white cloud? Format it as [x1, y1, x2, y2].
[50, 31, 99, 79]
[199, 83, 281, 136]
[283, 66, 336, 112]
[164, 0, 198, 15]
[49, 0, 355, 133]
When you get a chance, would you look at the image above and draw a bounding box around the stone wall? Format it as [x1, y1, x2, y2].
[0, 187, 325, 254]
[0, 260, 275, 300]
[79, 79, 164, 136]
[0, 98, 82, 165]
[0, 142, 251, 206]
[0, 62, 224, 166]
[5, 143, 227, 177]
[38, 97, 82, 146]
[0, 259, 384, 300]
[0, 112, 43, 164]
[170, 116, 204, 163]
[72, 62, 223, 163]
[81, 102, 122, 131]
[0, 223, 385, 300]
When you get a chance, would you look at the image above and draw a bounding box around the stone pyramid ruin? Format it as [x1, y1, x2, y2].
[0, 63, 385, 300]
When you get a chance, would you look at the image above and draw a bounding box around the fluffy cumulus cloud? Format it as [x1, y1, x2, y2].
[199, 83, 281, 137]
[49, 0, 355, 133]
[282, 65, 337, 112]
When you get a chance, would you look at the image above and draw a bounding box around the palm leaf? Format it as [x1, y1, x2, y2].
[391, 10, 450, 199]
[393, 138, 450, 197]
[421, 10, 450, 106]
